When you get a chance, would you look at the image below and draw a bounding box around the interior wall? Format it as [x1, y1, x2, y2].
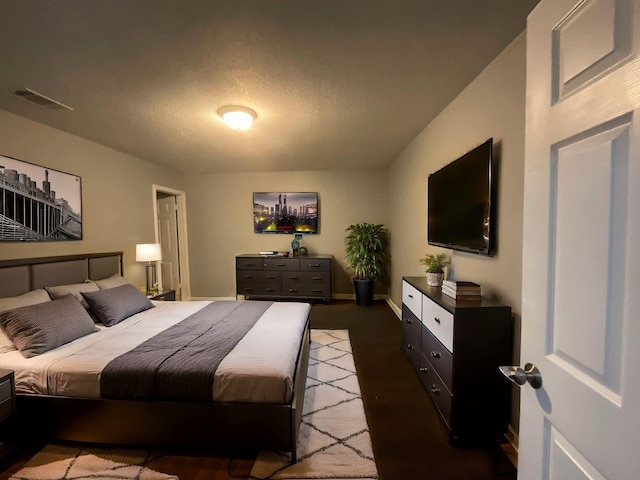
[0, 110, 186, 289]
[183, 169, 388, 298]
[387, 32, 527, 433]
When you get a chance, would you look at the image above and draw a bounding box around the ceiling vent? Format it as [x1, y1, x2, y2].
[13, 87, 74, 111]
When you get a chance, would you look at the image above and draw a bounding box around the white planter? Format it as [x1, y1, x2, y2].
[426, 272, 443, 287]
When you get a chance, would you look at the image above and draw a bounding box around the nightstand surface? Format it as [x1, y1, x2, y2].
[147, 290, 176, 301]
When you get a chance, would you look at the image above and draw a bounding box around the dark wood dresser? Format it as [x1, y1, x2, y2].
[401, 276, 512, 445]
[236, 254, 332, 303]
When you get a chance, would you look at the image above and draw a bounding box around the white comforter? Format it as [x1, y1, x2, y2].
[0, 300, 310, 404]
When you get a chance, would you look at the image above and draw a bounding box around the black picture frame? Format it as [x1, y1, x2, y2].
[253, 192, 318, 234]
[0, 154, 82, 242]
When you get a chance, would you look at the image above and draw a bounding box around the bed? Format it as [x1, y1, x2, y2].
[0, 252, 311, 461]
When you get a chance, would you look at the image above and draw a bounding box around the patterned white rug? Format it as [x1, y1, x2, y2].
[250, 329, 378, 479]
[9, 444, 177, 480]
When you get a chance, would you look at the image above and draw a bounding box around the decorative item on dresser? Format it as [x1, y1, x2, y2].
[236, 254, 332, 303]
[401, 276, 512, 445]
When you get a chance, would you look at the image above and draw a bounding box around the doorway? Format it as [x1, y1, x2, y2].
[153, 185, 190, 300]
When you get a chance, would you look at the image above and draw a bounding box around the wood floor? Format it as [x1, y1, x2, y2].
[0, 299, 516, 480]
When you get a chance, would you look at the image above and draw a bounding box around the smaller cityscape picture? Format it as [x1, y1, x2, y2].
[0, 154, 82, 242]
[253, 192, 318, 234]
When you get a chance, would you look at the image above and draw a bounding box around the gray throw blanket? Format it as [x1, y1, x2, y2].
[100, 300, 273, 400]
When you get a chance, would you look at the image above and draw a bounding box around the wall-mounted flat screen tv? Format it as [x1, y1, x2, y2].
[428, 138, 495, 256]
[253, 192, 319, 233]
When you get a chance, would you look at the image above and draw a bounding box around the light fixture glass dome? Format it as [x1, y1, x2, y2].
[217, 105, 257, 131]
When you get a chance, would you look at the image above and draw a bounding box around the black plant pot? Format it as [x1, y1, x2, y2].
[353, 278, 375, 306]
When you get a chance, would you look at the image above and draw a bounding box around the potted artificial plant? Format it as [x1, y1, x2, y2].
[344, 223, 390, 306]
[419, 253, 449, 287]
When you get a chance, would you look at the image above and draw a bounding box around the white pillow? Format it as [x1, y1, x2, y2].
[0, 289, 52, 353]
[94, 274, 130, 290]
[45, 280, 98, 309]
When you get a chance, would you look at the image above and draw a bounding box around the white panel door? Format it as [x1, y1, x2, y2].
[157, 195, 181, 300]
[519, 0, 640, 479]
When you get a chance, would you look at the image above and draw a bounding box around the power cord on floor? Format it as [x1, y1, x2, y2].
[227, 452, 295, 480]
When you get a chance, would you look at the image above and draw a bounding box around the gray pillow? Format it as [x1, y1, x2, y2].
[0, 294, 98, 358]
[81, 283, 154, 327]
[94, 274, 130, 290]
[46, 281, 99, 309]
[0, 289, 53, 353]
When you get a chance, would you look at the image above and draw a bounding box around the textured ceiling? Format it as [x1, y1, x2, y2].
[0, 0, 539, 174]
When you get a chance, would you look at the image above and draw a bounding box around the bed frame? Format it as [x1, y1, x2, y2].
[0, 252, 310, 461]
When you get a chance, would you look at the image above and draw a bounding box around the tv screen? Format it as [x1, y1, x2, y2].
[253, 192, 319, 233]
[428, 138, 494, 256]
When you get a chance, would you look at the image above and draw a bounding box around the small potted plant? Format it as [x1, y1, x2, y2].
[344, 223, 390, 306]
[419, 253, 449, 287]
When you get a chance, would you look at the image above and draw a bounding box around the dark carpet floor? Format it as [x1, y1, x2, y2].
[310, 299, 516, 480]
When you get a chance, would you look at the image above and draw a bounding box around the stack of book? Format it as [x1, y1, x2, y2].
[441, 280, 482, 301]
[259, 251, 290, 257]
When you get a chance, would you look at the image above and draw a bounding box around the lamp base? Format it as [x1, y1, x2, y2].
[145, 264, 157, 295]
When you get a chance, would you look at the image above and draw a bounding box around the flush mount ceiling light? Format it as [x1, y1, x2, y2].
[217, 105, 257, 131]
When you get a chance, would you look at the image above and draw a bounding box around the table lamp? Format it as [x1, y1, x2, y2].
[136, 243, 162, 294]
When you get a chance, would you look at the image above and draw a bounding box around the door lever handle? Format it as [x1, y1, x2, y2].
[499, 363, 542, 389]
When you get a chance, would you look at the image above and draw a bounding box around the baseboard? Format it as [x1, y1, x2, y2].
[386, 297, 401, 319]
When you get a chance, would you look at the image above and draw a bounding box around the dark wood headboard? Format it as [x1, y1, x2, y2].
[0, 252, 123, 298]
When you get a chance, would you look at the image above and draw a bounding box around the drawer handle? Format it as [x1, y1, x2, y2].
[312, 276, 322, 280]
[404, 317, 412, 324]
[408, 294, 414, 298]
[430, 351, 441, 359]
[243, 275, 254, 279]
[245, 263, 256, 267]
[434, 317, 441, 324]
[289, 288, 299, 293]
[308, 263, 320, 267]
[288, 276, 299, 280]
[430, 385, 440, 394]
[265, 275, 275, 279]
[407, 344, 414, 351]
[312, 289, 322, 293]
[275, 263, 286, 267]
[419, 367, 428, 373]
[244, 288, 254, 292]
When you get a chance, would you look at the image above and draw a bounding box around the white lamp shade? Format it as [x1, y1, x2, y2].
[136, 243, 162, 262]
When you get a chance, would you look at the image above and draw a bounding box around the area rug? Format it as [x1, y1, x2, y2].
[9, 443, 177, 480]
[250, 329, 378, 479]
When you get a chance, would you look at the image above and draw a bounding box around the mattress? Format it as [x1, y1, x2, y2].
[0, 300, 310, 404]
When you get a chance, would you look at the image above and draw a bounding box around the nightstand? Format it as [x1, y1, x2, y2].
[0, 369, 16, 462]
[148, 290, 176, 301]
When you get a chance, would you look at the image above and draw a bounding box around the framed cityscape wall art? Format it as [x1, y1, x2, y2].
[0, 153, 82, 241]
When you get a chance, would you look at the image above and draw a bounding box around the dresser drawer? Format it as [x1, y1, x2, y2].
[0, 378, 11, 403]
[419, 357, 453, 428]
[299, 258, 331, 271]
[422, 324, 453, 391]
[282, 284, 330, 298]
[237, 271, 282, 283]
[237, 284, 282, 296]
[402, 306, 421, 371]
[236, 258, 265, 270]
[283, 271, 329, 284]
[402, 281, 422, 319]
[0, 397, 12, 422]
[422, 295, 454, 353]
[264, 258, 300, 270]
